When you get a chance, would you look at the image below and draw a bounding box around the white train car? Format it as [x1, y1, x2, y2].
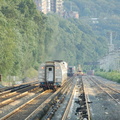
[38, 60, 68, 90]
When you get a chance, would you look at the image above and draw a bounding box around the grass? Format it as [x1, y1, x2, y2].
[1, 67, 38, 86]
[95, 71, 120, 83]
[24, 67, 38, 78]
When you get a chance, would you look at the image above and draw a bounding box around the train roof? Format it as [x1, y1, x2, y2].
[53, 60, 64, 62]
[45, 60, 64, 63]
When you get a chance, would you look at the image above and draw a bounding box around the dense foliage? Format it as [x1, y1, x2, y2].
[45, 15, 107, 69]
[64, 0, 120, 17]
[64, 0, 120, 46]
[96, 71, 120, 83]
[0, 0, 48, 78]
[0, 0, 119, 81]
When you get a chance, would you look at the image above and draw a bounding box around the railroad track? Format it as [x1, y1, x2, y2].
[0, 81, 39, 95]
[61, 83, 76, 120]
[89, 76, 120, 104]
[0, 84, 37, 99]
[0, 77, 72, 120]
[42, 77, 75, 120]
[25, 77, 74, 120]
[0, 84, 30, 96]
[0, 85, 40, 108]
[1, 90, 53, 120]
[42, 76, 91, 120]
[0, 76, 91, 120]
[92, 76, 120, 93]
[0, 83, 43, 119]
[1, 76, 76, 120]
[61, 76, 90, 120]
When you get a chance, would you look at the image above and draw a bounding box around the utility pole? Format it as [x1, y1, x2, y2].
[70, 2, 72, 12]
[107, 31, 114, 53]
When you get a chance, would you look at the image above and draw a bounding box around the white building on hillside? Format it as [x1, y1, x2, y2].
[34, 0, 63, 14]
[99, 32, 120, 72]
[99, 49, 120, 71]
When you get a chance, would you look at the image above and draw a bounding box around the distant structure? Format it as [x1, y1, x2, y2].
[50, 0, 56, 13]
[99, 32, 120, 72]
[108, 32, 114, 52]
[91, 18, 99, 24]
[34, 0, 63, 15]
[34, 0, 79, 18]
[56, 0, 63, 14]
[34, 0, 48, 14]
[72, 11, 79, 19]
[63, 2, 79, 19]
[63, 11, 79, 19]
[99, 50, 120, 72]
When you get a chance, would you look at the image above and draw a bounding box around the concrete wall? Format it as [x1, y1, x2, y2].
[99, 49, 120, 71]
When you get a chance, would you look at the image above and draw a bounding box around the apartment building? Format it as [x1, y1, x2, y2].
[56, 0, 63, 14]
[47, 0, 51, 12]
[41, 0, 47, 14]
[50, 0, 56, 12]
[34, 0, 63, 14]
[34, 0, 51, 14]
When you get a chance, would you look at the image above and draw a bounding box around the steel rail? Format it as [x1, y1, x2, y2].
[0, 77, 73, 120]
[0, 84, 38, 98]
[25, 77, 74, 120]
[61, 83, 75, 120]
[82, 78, 91, 120]
[92, 76, 120, 93]
[90, 77, 120, 104]
[43, 77, 74, 120]
[0, 86, 39, 107]
[0, 81, 39, 96]
[0, 90, 47, 120]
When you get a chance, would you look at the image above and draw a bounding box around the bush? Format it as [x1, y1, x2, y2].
[24, 68, 38, 78]
[95, 71, 120, 83]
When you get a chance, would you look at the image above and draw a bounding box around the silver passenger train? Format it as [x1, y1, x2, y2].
[38, 60, 68, 90]
[67, 66, 76, 76]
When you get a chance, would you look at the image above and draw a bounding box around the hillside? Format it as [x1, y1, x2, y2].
[0, 0, 48, 77]
[45, 14, 107, 68]
[64, 0, 120, 46]
[0, 0, 114, 79]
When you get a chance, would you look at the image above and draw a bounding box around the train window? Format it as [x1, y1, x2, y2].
[49, 68, 52, 71]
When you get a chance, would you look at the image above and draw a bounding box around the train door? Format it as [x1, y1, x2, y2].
[46, 66, 54, 82]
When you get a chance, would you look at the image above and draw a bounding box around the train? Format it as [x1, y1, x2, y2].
[67, 66, 76, 76]
[38, 60, 68, 90]
[77, 70, 84, 76]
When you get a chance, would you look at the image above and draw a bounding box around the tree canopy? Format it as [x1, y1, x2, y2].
[1, 0, 118, 79]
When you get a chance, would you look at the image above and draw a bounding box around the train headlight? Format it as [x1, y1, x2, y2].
[56, 67, 59, 69]
[41, 67, 44, 69]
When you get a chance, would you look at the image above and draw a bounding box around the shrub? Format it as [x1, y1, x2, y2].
[95, 71, 120, 83]
[24, 68, 38, 78]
